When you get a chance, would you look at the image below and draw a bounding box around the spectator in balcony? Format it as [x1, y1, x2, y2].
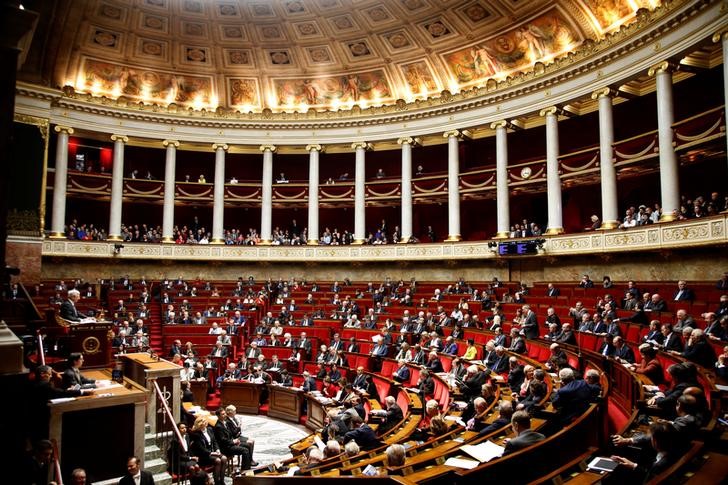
[375, 168, 386, 179]
[276, 173, 288, 183]
[578, 274, 594, 288]
[415, 165, 424, 176]
[619, 208, 637, 229]
[585, 214, 600, 231]
[672, 280, 695, 302]
[545, 283, 560, 297]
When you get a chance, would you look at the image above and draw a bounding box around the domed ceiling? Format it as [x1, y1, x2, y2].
[31, 0, 660, 111]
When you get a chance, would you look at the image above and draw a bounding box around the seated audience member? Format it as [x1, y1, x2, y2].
[167, 422, 197, 474]
[189, 417, 227, 485]
[644, 293, 667, 312]
[508, 328, 527, 354]
[323, 440, 341, 459]
[612, 336, 635, 364]
[629, 344, 664, 385]
[642, 320, 664, 346]
[610, 422, 682, 482]
[516, 380, 548, 416]
[672, 280, 695, 301]
[62, 353, 97, 389]
[646, 363, 697, 419]
[716, 345, 728, 381]
[669, 328, 716, 368]
[343, 416, 383, 450]
[503, 411, 545, 455]
[551, 368, 595, 423]
[385, 443, 406, 468]
[479, 400, 515, 435]
[545, 343, 568, 371]
[344, 441, 360, 457]
[557, 323, 576, 345]
[378, 396, 404, 435]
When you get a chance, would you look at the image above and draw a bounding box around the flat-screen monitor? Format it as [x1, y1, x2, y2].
[497, 241, 540, 256]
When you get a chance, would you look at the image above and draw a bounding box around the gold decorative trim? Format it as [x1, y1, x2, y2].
[212, 143, 229, 151]
[54, 125, 74, 134]
[660, 212, 678, 222]
[110, 134, 129, 143]
[545, 227, 565, 235]
[259, 144, 277, 152]
[490, 120, 508, 130]
[494, 231, 510, 239]
[590, 87, 617, 99]
[647, 60, 675, 77]
[306, 240, 319, 245]
[305, 144, 323, 152]
[600, 221, 619, 230]
[397, 137, 420, 146]
[445, 235, 462, 242]
[539, 106, 558, 117]
[162, 140, 180, 147]
[351, 142, 372, 151]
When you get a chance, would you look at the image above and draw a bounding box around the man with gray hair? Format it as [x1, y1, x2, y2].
[552, 367, 594, 423]
[60, 289, 86, 321]
[479, 400, 514, 435]
[385, 443, 406, 467]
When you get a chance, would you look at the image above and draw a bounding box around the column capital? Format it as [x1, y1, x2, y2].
[212, 143, 229, 151]
[539, 106, 558, 117]
[162, 139, 179, 148]
[712, 28, 728, 43]
[351, 141, 372, 151]
[259, 144, 277, 153]
[306, 144, 324, 152]
[590, 87, 618, 100]
[489, 120, 508, 130]
[110, 134, 129, 143]
[397, 137, 420, 146]
[54, 125, 74, 135]
[443, 129, 471, 139]
[647, 61, 676, 77]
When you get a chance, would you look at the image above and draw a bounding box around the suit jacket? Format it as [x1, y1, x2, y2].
[393, 366, 410, 383]
[245, 347, 261, 359]
[552, 379, 594, 422]
[347, 343, 360, 353]
[503, 429, 545, 455]
[379, 404, 404, 434]
[353, 374, 368, 389]
[491, 354, 509, 374]
[426, 358, 444, 373]
[302, 377, 318, 392]
[493, 334, 507, 347]
[682, 340, 716, 368]
[344, 424, 382, 450]
[509, 337, 526, 354]
[118, 470, 155, 485]
[297, 338, 313, 357]
[60, 299, 83, 322]
[62, 367, 95, 388]
[643, 330, 664, 345]
[662, 332, 682, 351]
[547, 287, 560, 297]
[613, 345, 635, 363]
[479, 416, 510, 435]
[521, 311, 539, 339]
[672, 288, 695, 301]
[189, 428, 219, 462]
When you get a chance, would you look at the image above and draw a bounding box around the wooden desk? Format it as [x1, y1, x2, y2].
[121, 353, 181, 433]
[221, 380, 262, 414]
[190, 379, 209, 405]
[267, 385, 304, 423]
[48, 369, 147, 482]
[305, 394, 329, 431]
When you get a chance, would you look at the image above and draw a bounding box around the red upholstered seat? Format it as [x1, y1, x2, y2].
[626, 325, 641, 344]
[380, 359, 396, 377]
[607, 401, 630, 435]
[408, 366, 421, 387]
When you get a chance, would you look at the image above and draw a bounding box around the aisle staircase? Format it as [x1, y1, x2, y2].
[92, 425, 172, 485]
[148, 283, 164, 354]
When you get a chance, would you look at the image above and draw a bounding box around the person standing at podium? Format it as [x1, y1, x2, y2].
[60, 289, 86, 322]
[62, 353, 96, 389]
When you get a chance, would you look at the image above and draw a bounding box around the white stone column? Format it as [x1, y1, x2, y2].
[491, 121, 510, 238]
[161, 140, 178, 243]
[540, 107, 564, 235]
[714, 30, 728, 191]
[259, 145, 276, 244]
[648, 61, 679, 222]
[211, 143, 228, 244]
[50, 126, 73, 237]
[397, 137, 418, 242]
[108, 134, 128, 240]
[306, 144, 323, 244]
[592, 88, 619, 229]
[352, 142, 370, 244]
[443, 131, 463, 241]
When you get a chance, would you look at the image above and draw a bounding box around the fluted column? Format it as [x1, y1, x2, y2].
[259, 144, 276, 244]
[443, 130, 463, 241]
[108, 134, 128, 240]
[50, 126, 73, 237]
[161, 140, 179, 243]
[306, 144, 323, 244]
[352, 142, 371, 244]
[398, 137, 418, 242]
[211, 143, 228, 244]
[540, 107, 563, 235]
[491, 121, 510, 238]
[592, 88, 619, 229]
[648, 61, 679, 222]
[714, 30, 728, 186]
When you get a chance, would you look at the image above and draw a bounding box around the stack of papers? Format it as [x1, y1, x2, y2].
[444, 457, 480, 469]
[459, 441, 505, 462]
[587, 457, 619, 472]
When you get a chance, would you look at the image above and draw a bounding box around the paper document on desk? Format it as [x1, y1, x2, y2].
[313, 435, 326, 450]
[49, 397, 76, 404]
[444, 457, 480, 469]
[444, 416, 466, 427]
[460, 441, 504, 462]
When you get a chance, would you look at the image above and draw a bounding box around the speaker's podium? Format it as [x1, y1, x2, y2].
[48, 369, 148, 482]
[49, 311, 114, 368]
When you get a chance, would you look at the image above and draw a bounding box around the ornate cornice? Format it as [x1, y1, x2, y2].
[53, 125, 73, 134]
[259, 144, 277, 153]
[40, 214, 728, 262]
[110, 134, 128, 143]
[212, 143, 229, 152]
[351, 142, 372, 151]
[162, 139, 179, 148]
[305, 144, 323, 152]
[13, 0, 720, 137]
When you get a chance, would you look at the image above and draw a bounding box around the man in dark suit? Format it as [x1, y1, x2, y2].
[672, 280, 695, 302]
[344, 416, 383, 450]
[660, 323, 683, 352]
[60, 289, 86, 322]
[62, 353, 96, 389]
[642, 320, 665, 346]
[479, 400, 514, 435]
[213, 408, 251, 470]
[352, 367, 368, 390]
[346, 337, 360, 353]
[612, 336, 635, 364]
[503, 411, 545, 455]
[490, 347, 510, 374]
[301, 371, 318, 393]
[297, 333, 313, 359]
[546, 283, 560, 297]
[552, 368, 595, 423]
[118, 456, 155, 485]
[31, 365, 92, 441]
[377, 396, 404, 435]
[393, 360, 411, 383]
[521, 305, 539, 339]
